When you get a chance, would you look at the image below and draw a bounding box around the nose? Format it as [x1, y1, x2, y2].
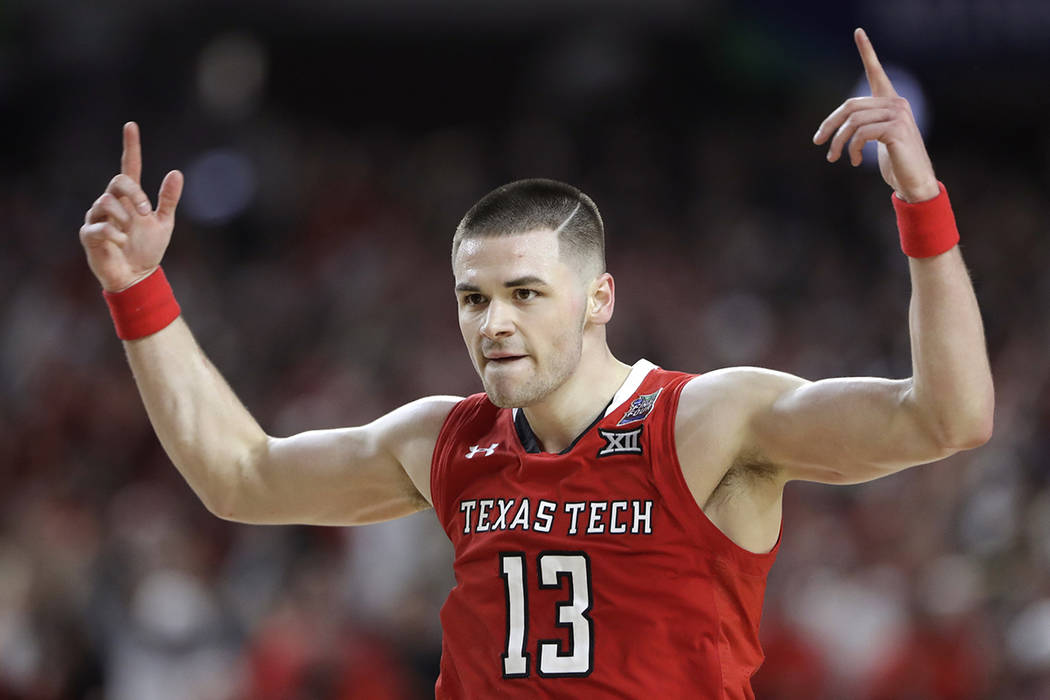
[480, 299, 515, 340]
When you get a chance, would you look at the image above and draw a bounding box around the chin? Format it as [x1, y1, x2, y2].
[482, 379, 548, 409]
[483, 384, 525, 409]
[484, 391, 518, 409]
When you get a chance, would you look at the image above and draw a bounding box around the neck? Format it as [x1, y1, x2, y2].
[521, 343, 631, 453]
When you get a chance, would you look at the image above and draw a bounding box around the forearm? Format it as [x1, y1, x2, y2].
[907, 246, 994, 447]
[123, 316, 267, 514]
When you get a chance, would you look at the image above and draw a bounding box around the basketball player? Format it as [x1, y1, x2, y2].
[80, 29, 992, 698]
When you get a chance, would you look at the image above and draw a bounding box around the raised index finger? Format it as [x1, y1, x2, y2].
[121, 121, 142, 184]
[854, 28, 897, 98]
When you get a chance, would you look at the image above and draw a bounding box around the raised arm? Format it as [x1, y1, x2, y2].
[125, 318, 456, 524]
[755, 29, 993, 483]
[677, 31, 992, 499]
[80, 123, 456, 525]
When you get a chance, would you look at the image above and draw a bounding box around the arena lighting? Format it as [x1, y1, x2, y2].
[850, 64, 929, 169]
[183, 149, 257, 225]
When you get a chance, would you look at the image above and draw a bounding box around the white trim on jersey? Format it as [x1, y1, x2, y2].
[604, 358, 657, 418]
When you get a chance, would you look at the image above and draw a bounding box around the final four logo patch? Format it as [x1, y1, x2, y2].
[617, 389, 662, 426]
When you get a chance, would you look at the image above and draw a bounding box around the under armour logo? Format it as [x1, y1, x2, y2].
[466, 443, 500, 459]
[597, 427, 643, 458]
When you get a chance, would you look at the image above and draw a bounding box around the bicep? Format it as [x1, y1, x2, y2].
[225, 396, 460, 526]
[750, 372, 951, 484]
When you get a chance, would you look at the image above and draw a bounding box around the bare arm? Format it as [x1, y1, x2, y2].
[678, 30, 992, 496]
[753, 29, 994, 484]
[750, 250, 992, 484]
[82, 123, 457, 526]
[124, 318, 457, 524]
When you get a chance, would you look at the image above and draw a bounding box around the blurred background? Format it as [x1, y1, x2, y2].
[2, 0, 1050, 697]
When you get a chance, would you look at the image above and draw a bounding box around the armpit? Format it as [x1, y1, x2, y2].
[706, 449, 779, 508]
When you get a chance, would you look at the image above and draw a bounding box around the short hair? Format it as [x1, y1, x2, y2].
[452, 178, 605, 275]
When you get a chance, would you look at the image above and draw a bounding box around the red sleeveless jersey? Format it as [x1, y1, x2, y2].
[429, 360, 780, 699]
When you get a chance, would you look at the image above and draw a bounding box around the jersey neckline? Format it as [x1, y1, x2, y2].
[510, 358, 657, 455]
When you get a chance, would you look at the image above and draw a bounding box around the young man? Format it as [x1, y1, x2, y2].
[80, 29, 992, 698]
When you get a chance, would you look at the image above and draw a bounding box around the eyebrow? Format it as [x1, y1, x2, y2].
[455, 275, 550, 293]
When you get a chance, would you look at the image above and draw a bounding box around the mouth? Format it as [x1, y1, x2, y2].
[484, 354, 528, 365]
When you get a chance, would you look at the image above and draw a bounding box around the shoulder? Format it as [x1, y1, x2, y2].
[673, 366, 807, 475]
[669, 367, 795, 553]
[377, 395, 466, 434]
[676, 366, 807, 421]
[373, 395, 466, 495]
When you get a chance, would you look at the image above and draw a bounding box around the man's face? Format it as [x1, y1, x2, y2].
[453, 229, 588, 408]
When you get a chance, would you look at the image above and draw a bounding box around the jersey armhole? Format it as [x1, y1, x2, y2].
[652, 375, 780, 575]
[429, 394, 483, 527]
[429, 398, 462, 524]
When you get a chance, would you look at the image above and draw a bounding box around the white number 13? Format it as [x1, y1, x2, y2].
[499, 551, 594, 678]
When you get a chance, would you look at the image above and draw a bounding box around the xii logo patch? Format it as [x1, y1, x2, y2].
[597, 427, 643, 458]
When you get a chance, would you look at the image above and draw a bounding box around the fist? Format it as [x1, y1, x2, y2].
[80, 122, 184, 292]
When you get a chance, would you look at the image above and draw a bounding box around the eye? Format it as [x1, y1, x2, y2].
[514, 289, 539, 302]
[462, 293, 486, 306]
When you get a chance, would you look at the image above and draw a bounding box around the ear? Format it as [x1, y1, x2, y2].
[587, 272, 615, 325]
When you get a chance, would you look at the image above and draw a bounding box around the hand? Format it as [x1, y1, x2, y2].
[812, 28, 939, 203]
[80, 122, 184, 292]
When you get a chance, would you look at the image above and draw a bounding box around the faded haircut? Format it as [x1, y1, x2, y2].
[452, 178, 605, 276]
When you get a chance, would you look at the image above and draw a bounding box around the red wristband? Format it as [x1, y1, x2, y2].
[892, 181, 960, 258]
[103, 267, 181, 340]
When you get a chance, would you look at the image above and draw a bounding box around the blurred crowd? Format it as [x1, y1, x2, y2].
[4, 5, 1050, 699]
